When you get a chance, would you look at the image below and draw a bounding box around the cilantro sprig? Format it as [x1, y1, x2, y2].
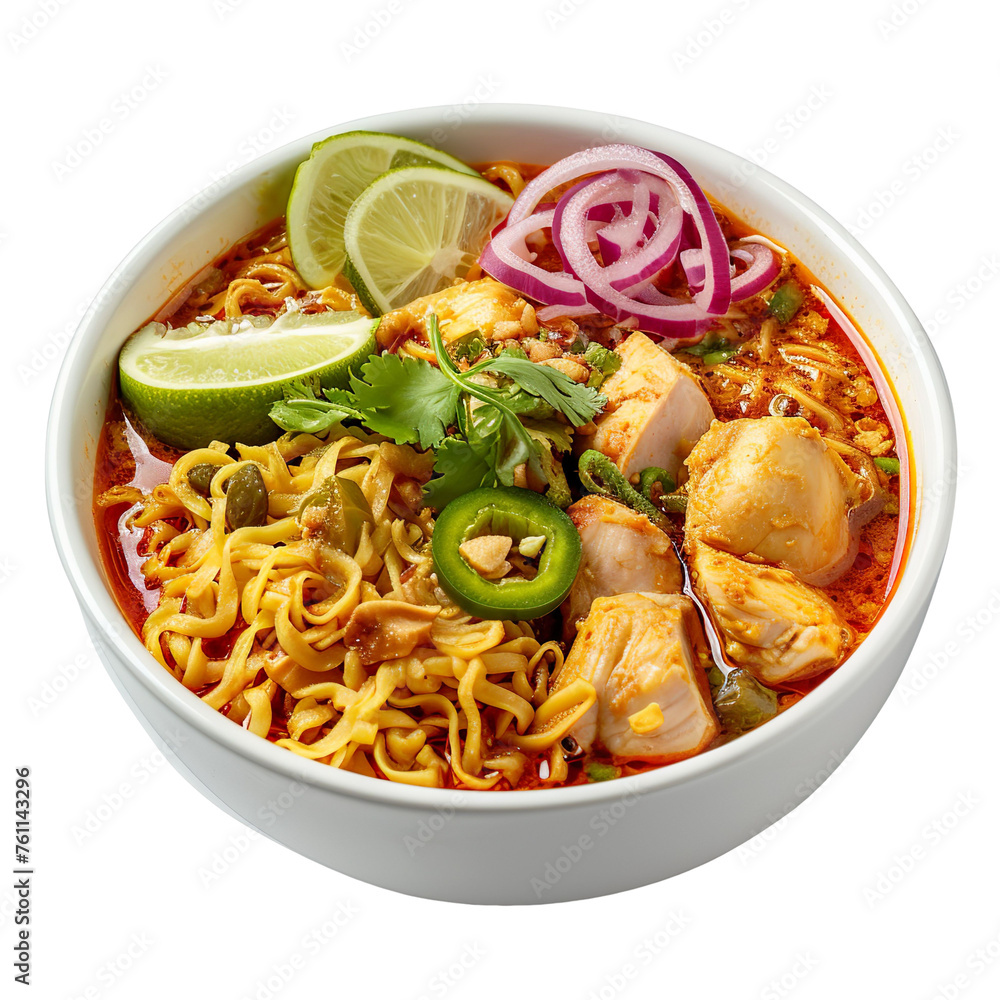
[268, 315, 606, 508]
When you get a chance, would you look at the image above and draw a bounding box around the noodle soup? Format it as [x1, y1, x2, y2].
[94, 135, 908, 791]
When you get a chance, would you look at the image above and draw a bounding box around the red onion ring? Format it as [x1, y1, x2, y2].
[505, 144, 731, 316]
[557, 181, 721, 341]
[680, 243, 779, 299]
[551, 172, 683, 291]
[535, 302, 601, 322]
[479, 210, 587, 307]
[729, 241, 781, 299]
[479, 144, 779, 337]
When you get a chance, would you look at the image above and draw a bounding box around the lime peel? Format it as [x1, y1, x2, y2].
[342, 165, 513, 315]
[286, 130, 478, 289]
[118, 310, 377, 448]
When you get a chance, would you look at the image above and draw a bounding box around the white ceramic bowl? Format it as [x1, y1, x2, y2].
[46, 105, 956, 904]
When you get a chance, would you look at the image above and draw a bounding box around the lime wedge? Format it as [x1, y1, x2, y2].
[286, 131, 478, 289]
[119, 310, 377, 448]
[343, 165, 513, 315]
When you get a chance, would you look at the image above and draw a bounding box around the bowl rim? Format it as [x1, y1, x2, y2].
[45, 102, 956, 815]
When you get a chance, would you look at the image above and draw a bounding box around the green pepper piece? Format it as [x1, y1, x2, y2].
[767, 281, 806, 325]
[449, 329, 488, 361]
[637, 466, 687, 512]
[527, 433, 572, 509]
[431, 486, 582, 621]
[582, 342, 622, 390]
[585, 761, 620, 782]
[297, 474, 373, 552]
[713, 668, 779, 733]
[700, 349, 737, 366]
[874, 456, 900, 476]
[225, 464, 268, 530]
[186, 463, 217, 497]
[638, 466, 676, 501]
[681, 336, 739, 364]
[577, 450, 667, 526]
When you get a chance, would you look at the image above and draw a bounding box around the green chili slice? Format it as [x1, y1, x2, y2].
[297, 474, 373, 552]
[577, 450, 667, 526]
[767, 281, 806, 325]
[638, 466, 688, 513]
[712, 668, 779, 733]
[638, 466, 676, 500]
[431, 486, 582, 621]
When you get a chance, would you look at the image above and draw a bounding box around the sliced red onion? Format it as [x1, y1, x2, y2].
[736, 233, 787, 256]
[729, 241, 780, 299]
[596, 217, 625, 265]
[588, 197, 660, 264]
[557, 181, 722, 340]
[680, 248, 706, 291]
[479, 209, 587, 307]
[607, 206, 682, 290]
[586, 193, 660, 224]
[548, 174, 611, 275]
[551, 172, 683, 292]
[679, 243, 778, 300]
[535, 302, 601, 322]
[597, 205, 684, 280]
[479, 144, 777, 341]
[500, 144, 731, 317]
[651, 151, 731, 316]
[682, 248, 747, 291]
[592, 171, 649, 265]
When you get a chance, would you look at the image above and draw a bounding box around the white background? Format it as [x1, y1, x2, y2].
[5, 0, 997, 997]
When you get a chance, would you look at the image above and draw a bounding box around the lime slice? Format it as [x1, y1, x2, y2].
[119, 310, 377, 449]
[343, 165, 513, 315]
[287, 131, 479, 289]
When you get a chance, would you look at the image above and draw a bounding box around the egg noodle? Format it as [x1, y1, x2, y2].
[112, 421, 595, 789]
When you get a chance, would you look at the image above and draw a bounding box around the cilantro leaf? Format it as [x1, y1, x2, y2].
[345, 353, 459, 449]
[522, 418, 574, 454]
[323, 386, 362, 413]
[498, 388, 557, 420]
[423, 436, 493, 509]
[269, 396, 355, 435]
[478, 353, 605, 426]
[275, 314, 591, 512]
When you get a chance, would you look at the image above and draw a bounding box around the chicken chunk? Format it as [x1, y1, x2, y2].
[562, 495, 683, 635]
[689, 542, 849, 685]
[344, 601, 440, 666]
[685, 416, 864, 586]
[375, 278, 538, 348]
[586, 332, 715, 484]
[546, 593, 719, 762]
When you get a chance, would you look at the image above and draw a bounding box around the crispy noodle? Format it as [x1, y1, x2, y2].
[121, 426, 591, 789]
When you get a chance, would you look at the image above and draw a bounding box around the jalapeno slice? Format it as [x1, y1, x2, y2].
[431, 486, 582, 621]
